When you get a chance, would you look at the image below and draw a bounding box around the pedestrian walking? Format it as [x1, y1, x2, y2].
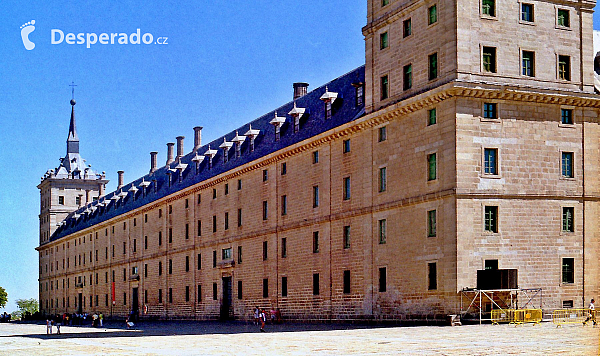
[254, 306, 260, 325]
[259, 309, 266, 332]
[54, 314, 62, 335]
[99, 313, 104, 327]
[46, 318, 52, 335]
[584, 298, 597, 326]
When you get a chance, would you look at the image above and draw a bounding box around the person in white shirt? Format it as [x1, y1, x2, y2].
[584, 298, 596, 326]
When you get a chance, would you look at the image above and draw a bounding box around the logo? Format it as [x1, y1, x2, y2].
[20, 20, 36, 50]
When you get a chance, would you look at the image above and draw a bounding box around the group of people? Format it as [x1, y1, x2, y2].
[253, 307, 282, 332]
[0, 312, 10, 323]
[45, 312, 104, 334]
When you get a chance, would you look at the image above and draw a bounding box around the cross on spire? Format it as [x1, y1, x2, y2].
[69, 81, 77, 100]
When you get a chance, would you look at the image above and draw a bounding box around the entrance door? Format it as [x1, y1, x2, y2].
[221, 277, 232, 320]
[77, 293, 83, 314]
[132, 287, 139, 320]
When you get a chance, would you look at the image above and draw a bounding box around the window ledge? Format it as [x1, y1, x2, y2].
[559, 176, 576, 181]
[555, 25, 572, 31]
[480, 118, 501, 123]
[480, 14, 498, 21]
[519, 20, 535, 26]
[558, 123, 576, 128]
[481, 174, 502, 179]
[559, 231, 575, 236]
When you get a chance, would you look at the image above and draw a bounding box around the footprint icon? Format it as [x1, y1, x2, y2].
[20, 20, 36, 50]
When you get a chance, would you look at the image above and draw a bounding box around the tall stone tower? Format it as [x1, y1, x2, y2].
[37, 99, 108, 245]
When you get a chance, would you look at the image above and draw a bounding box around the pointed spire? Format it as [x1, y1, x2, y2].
[67, 98, 79, 154]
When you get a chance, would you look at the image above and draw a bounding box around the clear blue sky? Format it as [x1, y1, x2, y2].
[0, 1, 597, 314]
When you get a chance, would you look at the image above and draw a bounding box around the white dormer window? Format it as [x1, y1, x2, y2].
[204, 145, 218, 169]
[174, 162, 188, 182]
[320, 86, 338, 120]
[288, 102, 306, 133]
[219, 138, 233, 163]
[231, 131, 246, 158]
[139, 178, 150, 196]
[191, 154, 205, 174]
[244, 125, 261, 152]
[128, 185, 139, 200]
[269, 112, 286, 141]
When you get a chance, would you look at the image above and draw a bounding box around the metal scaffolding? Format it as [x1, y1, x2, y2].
[459, 288, 543, 324]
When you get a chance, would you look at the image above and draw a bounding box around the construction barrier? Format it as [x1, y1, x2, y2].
[491, 309, 542, 325]
[552, 309, 596, 327]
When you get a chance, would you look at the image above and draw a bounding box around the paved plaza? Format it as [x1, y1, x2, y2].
[0, 320, 598, 355]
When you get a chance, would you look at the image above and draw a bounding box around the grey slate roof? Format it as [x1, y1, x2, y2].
[50, 65, 365, 242]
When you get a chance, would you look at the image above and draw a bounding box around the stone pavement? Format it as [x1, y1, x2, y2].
[0, 320, 597, 355]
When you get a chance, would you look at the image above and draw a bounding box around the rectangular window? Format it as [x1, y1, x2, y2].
[343, 139, 351, 154]
[343, 225, 351, 249]
[343, 270, 351, 294]
[558, 55, 571, 81]
[213, 215, 217, 232]
[262, 169, 268, 182]
[313, 186, 319, 208]
[168, 259, 172, 274]
[343, 177, 351, 200]
[237, 246, 242, 264]
[557, 9, 570, 27]
[378, 126, 387, 142]
[222, 247, 232, 260]
[561, 109, 573, 125]
[262, 201, 268, 220]
[380, 32, 389, 50]
[168, 228, 172, 243]
[263, 278, 268, 298]
[313, 231, 320, 253]
[281, 238, 287, 258]
[428, 4, 437, 25]
[428, 53, 438, 80]
[197, 285, 202, 302]
[403, 18, 411, 37]
[562, 258, 574, 283]
[522, 51, 535, 77]
[484, 148, 498, 175]
[224, 183, 229, 195]
[312, 151, 319, 164]
[428, 108, 437, 126]
[59, 196, 64, 205]
[213, 250, 216, 268]
[237, 281, 242, 300]
[313, 273, 320, 295]
[379, 167, 387, 192]
[484, 206, 498, 233]
[483, 103, 497, 119]
[212, 189, 217, 199]
[144, 236, 148, 250]
[403, 64, 412, 90]
[356, 85, 364, 107]
[158, 289, 163, 303]
[427, 210, 437, 237]
[381, 75, 389, 99]
[237, 208, 242, 227]
[213, 283, 217, 300]
[427, 153, 437, 181]
[485, 259, 499, 270]
[185, 286, 190, 302]
[281, 195, 287, 216]
[159, 261, 162, 276]
[482, 47, 496, 73]
[237, 179, 242, 190]
[76, 196, 81, 205]
[197, 253, 202, 270]
[197, 194, 201, 204]
[428, 262, 438, 290]
[521, 3, 533, 22]
[224, 212, 229, 230]
[382, 0, 389, 6]
[378, 219, 387, 244]
[563, 300, 574, 308]
[263, 241, 268, 260]
[562, 152, 574, 178]
[185, 224, 189, 239]
[379, 267, 387, 292]
[282, 276, 288, 297]
[197, 220, 202, 236]
[144, 263, 148, 278]
[281, 162, 287, 175]
[562, 207, 574, 232]
[482, 0, 495, 16]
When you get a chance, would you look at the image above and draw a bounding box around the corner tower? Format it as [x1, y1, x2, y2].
[37, 99, 108, 245]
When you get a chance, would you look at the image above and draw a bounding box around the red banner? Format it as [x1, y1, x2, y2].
[111, 282, 115, 303]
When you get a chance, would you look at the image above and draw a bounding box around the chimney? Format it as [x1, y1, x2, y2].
[176, 136, 185, 160]
[293, 82, 309, 100]
[117, 170, 124, 189]
[193, 126, 203, 151]
[150, 152, 158, 173]
[166, 143, 175, 165]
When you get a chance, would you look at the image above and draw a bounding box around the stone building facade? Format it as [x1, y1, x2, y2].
[38, 0, 599, 321]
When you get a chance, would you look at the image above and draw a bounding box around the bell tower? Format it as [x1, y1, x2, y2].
[37, 98, 108, 245]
